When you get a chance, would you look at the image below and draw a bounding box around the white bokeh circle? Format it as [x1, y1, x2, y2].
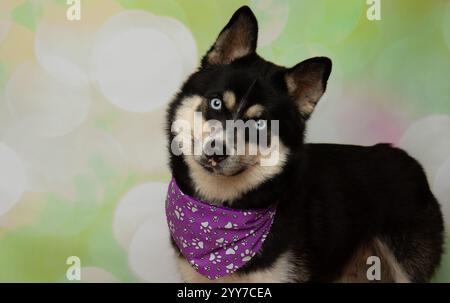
[251, 0, 289, 47]
[35, 21, 91, 86]
[129, 218, 180, 282]
[146, 15, 197, 76]
[0, 143, 26, 216]
[0, 95, 12, 137]
[0, 18, 11, 44]
[398, 115, 450, 184]
[2, 124, 125, 194]
[433, 156, 450, 229]
[91, 10, 197, 76]
[91, 11, 197, 113]
[92, 28, 182, 112]
[113, 181, 168, 250]
[5, 62, 91, 138]
[115, 181, 180, 282]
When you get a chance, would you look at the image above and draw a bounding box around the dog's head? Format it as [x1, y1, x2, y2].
[167, 6, 331, 204]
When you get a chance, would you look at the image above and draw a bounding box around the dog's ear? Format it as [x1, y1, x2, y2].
[284, 57, 332, 119]
[202, 6, 258, 66]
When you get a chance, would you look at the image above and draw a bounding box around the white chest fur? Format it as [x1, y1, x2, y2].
[177, 250, 308, 283]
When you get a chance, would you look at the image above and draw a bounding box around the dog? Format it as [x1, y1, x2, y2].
[165, 6, 444, 282]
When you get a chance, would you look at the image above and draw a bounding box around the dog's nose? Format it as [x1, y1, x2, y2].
[206, 153, 228, 164]
[204, 140, 229, 165]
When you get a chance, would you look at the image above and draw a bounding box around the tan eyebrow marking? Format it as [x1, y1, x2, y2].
[223, 91, 236, 110]
[244, 104, 265, 119]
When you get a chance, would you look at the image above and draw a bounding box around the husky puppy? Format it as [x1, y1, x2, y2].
[165, 6, 444, 282]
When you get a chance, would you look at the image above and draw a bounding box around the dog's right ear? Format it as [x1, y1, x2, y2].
[201, 6, 258, 66]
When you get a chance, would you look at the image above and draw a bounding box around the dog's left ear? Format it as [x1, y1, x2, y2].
[202, 6, 258, 66]
[285, 57, 332, 119]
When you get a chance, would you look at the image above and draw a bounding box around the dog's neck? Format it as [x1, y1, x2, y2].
[171, 149, 306, 210]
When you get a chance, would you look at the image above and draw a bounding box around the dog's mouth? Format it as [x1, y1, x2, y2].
[198, 161, 215, 173]
[196, 157, 249, 177]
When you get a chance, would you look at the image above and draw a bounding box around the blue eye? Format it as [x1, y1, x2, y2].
[256, 120, 267, 130]
[210, 98, 222, 110]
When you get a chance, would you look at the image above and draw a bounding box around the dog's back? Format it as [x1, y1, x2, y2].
[290, 143, 444, 282]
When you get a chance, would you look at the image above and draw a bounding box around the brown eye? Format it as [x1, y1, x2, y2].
[210, 98, 222, 110]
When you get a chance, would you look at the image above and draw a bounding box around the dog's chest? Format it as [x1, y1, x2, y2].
[176, 250, 309, 283]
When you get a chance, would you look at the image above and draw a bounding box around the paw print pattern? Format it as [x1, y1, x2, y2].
[224, 245, 239, 255]
[166, 178, 277, 280]
[186, 201, 198, 213]
[215, 237, 228, 247]
[240, 249, 255, 262]
[179, 236, 189, 248]
[174, 206, 184, 221]
[224, 222, 238, 229]
[192, 238, 204, 250]
[225, 263, 238, 274]
[245, 230, 256, 237]
[209, 252, 222, 264]
[168, 220, 175, 233]
[200, 221, 212, 233]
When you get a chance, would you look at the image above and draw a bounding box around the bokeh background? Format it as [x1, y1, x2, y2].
[0, 0, 449, 282]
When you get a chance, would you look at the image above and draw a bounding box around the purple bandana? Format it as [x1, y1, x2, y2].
[165, 178, 276, 280]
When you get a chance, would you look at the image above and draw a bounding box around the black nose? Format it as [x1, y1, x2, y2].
[204, 140, 229, 164]
[206, 153, 228, 164]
